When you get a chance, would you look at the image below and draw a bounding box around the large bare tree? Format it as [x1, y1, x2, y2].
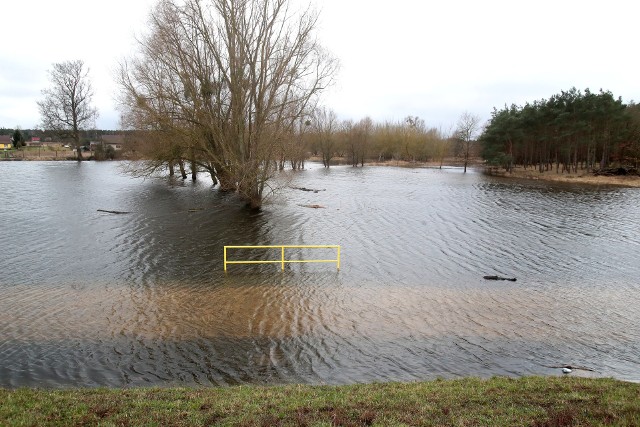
[37, 60, 98, 160]
[118, 0, 337, 208]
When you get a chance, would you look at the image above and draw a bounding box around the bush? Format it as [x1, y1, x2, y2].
[93, 144, 116, 160]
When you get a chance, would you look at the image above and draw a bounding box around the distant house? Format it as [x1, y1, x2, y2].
[0, 135, 12, 149]
[101, 134, 125, 151]
[91, 134, 125, 152]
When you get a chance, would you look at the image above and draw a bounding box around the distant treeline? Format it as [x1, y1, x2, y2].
[0, 128, 131, 142]
[304, 115, 453, 167]
[480, 88, 640, 172]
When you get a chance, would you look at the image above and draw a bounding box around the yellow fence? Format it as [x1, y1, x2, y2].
[224, 245, 340, 271]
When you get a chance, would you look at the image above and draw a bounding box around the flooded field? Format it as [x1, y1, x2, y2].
[1, 161, 639, 387]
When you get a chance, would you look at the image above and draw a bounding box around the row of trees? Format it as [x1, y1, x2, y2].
[481, 88, 640, 173]
[125, 109, 458, 174]
[306, 112, 454, 168]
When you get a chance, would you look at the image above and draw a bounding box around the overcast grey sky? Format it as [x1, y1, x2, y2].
[1, 0, 638, 131]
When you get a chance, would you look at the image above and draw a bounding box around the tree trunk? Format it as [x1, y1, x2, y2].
[178, 159, 187, 179]
[600, 143, 608, 170]
[463, 141, 470, 173]
[217, 169, 236, 191]
[190, 147, 197, 181]
[246, 185, 263, 210]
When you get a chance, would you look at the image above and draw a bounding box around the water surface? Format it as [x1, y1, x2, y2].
[1, 161, 639, 387]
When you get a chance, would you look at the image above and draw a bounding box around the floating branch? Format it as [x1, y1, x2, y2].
[97, 209, 131, 215]
[292, 187, 326, 193]
[483, 275, 517, 282]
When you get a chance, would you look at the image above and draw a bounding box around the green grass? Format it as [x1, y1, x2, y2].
[1, 377, 639, 426]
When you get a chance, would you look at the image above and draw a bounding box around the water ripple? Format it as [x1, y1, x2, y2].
[0, 162, 639, 387]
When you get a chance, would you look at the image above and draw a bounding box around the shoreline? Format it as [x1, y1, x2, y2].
[357, 158, 640, 188]
[485, 166, 640, 188]
[360, 159, 640, 187]
[5, 155, 640, 188]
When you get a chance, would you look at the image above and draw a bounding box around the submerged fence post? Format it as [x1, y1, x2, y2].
[281, 246, 285, 271]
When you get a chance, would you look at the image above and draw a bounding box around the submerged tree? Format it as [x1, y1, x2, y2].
[118, 0, 337, 208]
[37, 60, 98, 160]
[454, 112, 482, 173]
[349, 117, 372, 167]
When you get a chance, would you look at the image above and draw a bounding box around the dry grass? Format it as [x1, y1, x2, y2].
[486, 166, 640, 187]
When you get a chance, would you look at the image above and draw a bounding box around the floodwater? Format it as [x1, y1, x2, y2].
[0, 161, 639, 388]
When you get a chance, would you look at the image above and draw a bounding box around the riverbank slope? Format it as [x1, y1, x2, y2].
[2, 377, 638, 426]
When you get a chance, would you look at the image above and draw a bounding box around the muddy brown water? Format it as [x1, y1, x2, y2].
[1, 161, 639, 387]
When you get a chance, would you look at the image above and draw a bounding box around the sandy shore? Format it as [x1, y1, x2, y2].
[485, 166, 640, 188]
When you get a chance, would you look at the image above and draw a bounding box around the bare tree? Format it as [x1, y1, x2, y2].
[455, 112, 482, 173]
[402, 115, 425, 162]
[37, 60, 98, 160]
[118, 0, 337, 208]
[352, 117, 372, 167]
[432, 127, 452, 169]
[277, 113, 310, 171]
[312, 107, 338, 167]
[290, 118, 312, 170]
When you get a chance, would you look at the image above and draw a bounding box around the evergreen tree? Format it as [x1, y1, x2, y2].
[11, 129, 25, 148]
[480, 88, 635, 172]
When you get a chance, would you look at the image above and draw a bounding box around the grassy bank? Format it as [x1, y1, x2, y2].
[2, 377, 639, 426]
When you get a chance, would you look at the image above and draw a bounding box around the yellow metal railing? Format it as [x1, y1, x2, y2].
[224, 245, 340, 271]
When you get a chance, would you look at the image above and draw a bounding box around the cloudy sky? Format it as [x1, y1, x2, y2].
[1, 0, 638, 131]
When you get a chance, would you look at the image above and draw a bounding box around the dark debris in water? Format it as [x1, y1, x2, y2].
[291, 186, 326, 193]
[97, 209, 131, 215]
[483, 275, 517, 282]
